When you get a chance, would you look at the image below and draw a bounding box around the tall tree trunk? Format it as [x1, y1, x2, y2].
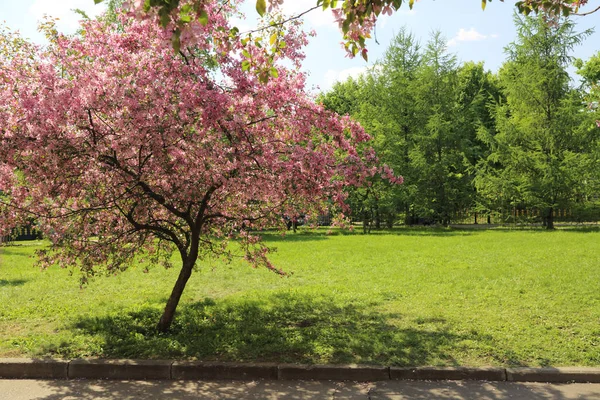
[546, 207, 554, 230]
[157, 257, 195, 332]
[405, 204, 411, 225]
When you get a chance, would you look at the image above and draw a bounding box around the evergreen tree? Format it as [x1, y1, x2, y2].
[477, 14, 593, 229]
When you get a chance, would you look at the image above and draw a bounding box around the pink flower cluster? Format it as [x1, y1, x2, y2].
[0, 6, 401, 274]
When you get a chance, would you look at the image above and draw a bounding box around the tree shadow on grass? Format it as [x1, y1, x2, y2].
[261, 228, 476, 242]
[67, 293, 467, 366]
[259, 232, 330, 243]
[357, 228, 477, 237]
[557, 226, 600, 233]
[0, 278, 28, 287]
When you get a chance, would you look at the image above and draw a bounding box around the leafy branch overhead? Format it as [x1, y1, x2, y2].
[99, 0, 599, 63]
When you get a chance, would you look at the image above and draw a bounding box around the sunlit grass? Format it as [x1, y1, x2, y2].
[1, 227, 599, 366]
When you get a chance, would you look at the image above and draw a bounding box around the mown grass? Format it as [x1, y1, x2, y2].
[1, 227, 599, 367]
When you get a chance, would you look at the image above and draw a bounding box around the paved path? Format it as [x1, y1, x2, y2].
[2, 379, 600, 399]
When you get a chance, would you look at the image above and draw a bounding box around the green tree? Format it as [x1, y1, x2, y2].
[373, 29, 422, 225]
[410, 32, 471, 225]
[321, 29, 422, 228]
[456, 62, 503, 223]
[477, 14, 593, 229]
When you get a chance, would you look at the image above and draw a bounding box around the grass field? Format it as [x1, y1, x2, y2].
[1, 227, 599, 367]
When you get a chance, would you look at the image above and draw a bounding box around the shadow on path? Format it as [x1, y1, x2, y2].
[7, 379, 600, 400]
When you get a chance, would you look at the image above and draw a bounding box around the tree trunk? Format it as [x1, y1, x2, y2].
[157, 258, 195, 332]
[546, 207, 554, 230]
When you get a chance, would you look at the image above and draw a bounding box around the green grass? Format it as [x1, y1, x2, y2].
[1, 227, 599, 367]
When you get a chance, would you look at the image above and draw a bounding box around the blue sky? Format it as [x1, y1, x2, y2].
[1, 0, 598, 92]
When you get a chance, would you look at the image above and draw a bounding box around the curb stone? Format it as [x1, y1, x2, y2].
[506, 367, 600, 383]
[390, 367, 506, 381]
[1, 359, 600, 383]
[0, 358, 68, 379]
[172, 362, 278, 380]
[278, 364, 389, 381]
[391, 366, 506, 381]
[69, 359, 172, 380]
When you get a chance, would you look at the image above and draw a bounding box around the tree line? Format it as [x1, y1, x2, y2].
[320, 14, 600, 230]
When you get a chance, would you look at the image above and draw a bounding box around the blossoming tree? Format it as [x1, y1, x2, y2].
[0, 3, 400, 331]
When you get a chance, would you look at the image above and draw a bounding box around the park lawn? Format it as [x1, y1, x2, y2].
[0, 227, 599, 367]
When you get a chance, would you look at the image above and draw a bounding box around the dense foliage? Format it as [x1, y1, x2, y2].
[320, 14, 599, 228]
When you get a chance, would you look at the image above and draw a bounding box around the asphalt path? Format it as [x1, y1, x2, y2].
[2, 379, 600, 399]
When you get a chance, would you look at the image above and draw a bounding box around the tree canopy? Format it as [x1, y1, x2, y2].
[0, 6, 398, 331]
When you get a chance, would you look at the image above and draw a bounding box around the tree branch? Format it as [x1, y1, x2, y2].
[240, 6, 320, 35]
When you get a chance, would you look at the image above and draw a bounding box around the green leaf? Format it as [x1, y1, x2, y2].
[94, 0, 104, 4]
[481, 0, 486, 11]
[409, 0, 414, 9]
[172, 29, 181, 53]
[256, 0, 267, 17]
[242, 49, 252, 58]
[259, 71, 269, 84]
[198, 9, 209, 26]
[180, 4, 192, 14]
[342, 19, 351, 34]
[270, 33, 277, 46]
[269, 67, 279, 78]
[241, 60, 251, 71]
[159, 9, 170, 28]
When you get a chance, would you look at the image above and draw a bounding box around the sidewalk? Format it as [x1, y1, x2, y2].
[2, 379, 600, 400]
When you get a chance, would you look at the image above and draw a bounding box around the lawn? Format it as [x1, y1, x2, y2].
[1, 227, 599, 367]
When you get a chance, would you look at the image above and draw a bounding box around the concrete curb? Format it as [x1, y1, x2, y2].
[172, 362, 278, 380]
[1, 359, 600, 383]
[391, 366, 507, 381]
[506, 367, 600, 383]
[0, 359, 68, 379]
[278, 364, 389, 381]
[69, 359, 172, 380]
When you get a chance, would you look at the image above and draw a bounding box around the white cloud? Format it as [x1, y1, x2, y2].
[322, 66, 368, 90]
[447, 27, 487, 47]
[29, 0, 106, 34]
